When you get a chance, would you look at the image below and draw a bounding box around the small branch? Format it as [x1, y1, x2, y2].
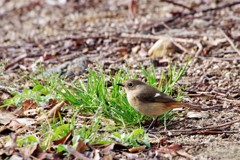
[158, 119, 240, 136]
[191, 41, 203, 65]
[4, 53, 27, 71]
[220, 29, 240, 56]
[161, 0, 194, 11]
[188, 91, 240, 105]
[120, 33, 196, 43]
[146, 1, 240, 32]
[0, 85, 17, 93]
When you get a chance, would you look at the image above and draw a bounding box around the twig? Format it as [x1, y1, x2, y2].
[158, 119, 240, 136]
[120, 33, 196, 43]
[0, 85, 17, 93]
[4, 53, 27, 71]
[188, 91, 240, 105]
[191, 41, 203, 65]
[198, 56, 240, 62]
[147, 1, 240, 32]
[161, 0, 194, 11]
[220, 29, 240, 56]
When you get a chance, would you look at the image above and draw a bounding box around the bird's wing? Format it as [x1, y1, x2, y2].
[136, 86, 176, 103]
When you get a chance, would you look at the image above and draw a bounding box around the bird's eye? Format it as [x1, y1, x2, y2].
[128, 82, 133, 87]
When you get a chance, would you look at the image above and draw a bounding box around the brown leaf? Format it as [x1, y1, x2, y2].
[129, 0, 138, 16]
[53, 130, 72, 145]
[17, 144, 42, 158]
[176, 149, 194, 159]
[4, 133, 17, 155]
[0, 110, 15, 125]
[8, 120, 24, 130]
[0, 126, 14, 135]
[11, 118, 36, 127]
[48, 101, 65, 118]
[48, 99, 59, 109]
[102, 144, 115, 155]
[148, 37, 177, 58]
[101, 143, 128, 156]
[168, 143, 182, 151]
[37, 152, 55, 160]
[117, 47, 129, 57]
[66, 145, 91, 160]
[76, 139, 88, 153]
[23, 99, 37, 111]
[37, 101, 65, 121]
[128, 146, 145, 153]
[158, 143, 182, 156]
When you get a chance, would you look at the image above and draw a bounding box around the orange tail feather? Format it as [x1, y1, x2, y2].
[166, 102, 201, 110]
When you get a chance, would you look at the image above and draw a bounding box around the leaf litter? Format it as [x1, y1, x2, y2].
[0, 0, 240, 159]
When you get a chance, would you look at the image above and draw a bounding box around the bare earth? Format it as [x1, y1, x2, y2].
[0, 0, 239, 159]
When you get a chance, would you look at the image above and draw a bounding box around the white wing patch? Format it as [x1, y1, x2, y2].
[154, 93, 161, 97]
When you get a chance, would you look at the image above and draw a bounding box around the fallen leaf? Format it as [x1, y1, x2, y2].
[14, 118, 36, 126]
[76, 139, 88, 153]
[131, 45, 140, 54]
[187, 111, 210, 119]
[0, 110, 15, 125]
[129, 0, 138, 16]
[37, 152, 57, 160]
[48, 99, 59, 109]
[128, 146, 145, 153]
[17, 144, 42, 158]
[93, 149, 101, 160]
[123, 152, 138, 159]
[158, 143, 182, 156]
[23, 99, 37, 111]
[37, 101, 65, 121]
[0, 126, 14, 135]
[3, 133, 17, 155]
[117, 47, 129, 57]
[176, 149, 194, 159]
[66, 145, 91, 160]
[23, 108, 39, 117]
[53, 130, 72, 145]
[48, 101, 65, 118]
[148, 37, 176, 58]
[8, 120, 23, 130]
[101, 143, 128, 154]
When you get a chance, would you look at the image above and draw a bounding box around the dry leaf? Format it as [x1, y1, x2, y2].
[187, 111, 210, 119]
[17, 144, 42, 158]
[129, 0, 138, 16]
[0, 110, 15, 125]
[76, 139, 88, 153]
[53, 130, 72, 145]
[14, 118, 36, 126]
[8, 120, 23, 130]
[0, 126, 14, 135]
[37, 101, 65, 121]
[128, 146, 145, 153]
[23, 99, 37, 111]
[176, 149, 194, 159]
[148, 37, 176, 58]
[66, 145, 91, 160]
[158, 143, 182, 156]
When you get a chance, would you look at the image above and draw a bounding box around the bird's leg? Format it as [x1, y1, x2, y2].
[146, 117, 158, 133]
[164, 113, 167, 131]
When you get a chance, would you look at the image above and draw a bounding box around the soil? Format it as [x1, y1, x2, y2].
[0, 0, 239, 159]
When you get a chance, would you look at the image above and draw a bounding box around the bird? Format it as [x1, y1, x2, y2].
[117, 79, 200, 132]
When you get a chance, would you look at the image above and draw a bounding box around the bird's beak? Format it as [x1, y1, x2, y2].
[117, 83, 124, 87]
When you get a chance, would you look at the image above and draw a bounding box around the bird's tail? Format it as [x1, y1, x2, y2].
[166, 102, 201, 111]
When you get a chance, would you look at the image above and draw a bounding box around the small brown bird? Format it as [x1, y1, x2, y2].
[118, 79, 199, 132]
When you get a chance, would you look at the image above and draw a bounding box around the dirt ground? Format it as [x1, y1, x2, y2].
[0, 0, 240, 159]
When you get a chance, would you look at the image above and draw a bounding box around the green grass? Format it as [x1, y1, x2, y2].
[2, 63, 189, 151]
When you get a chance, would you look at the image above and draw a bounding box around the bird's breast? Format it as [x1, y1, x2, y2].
[127, 94, 170, 118]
